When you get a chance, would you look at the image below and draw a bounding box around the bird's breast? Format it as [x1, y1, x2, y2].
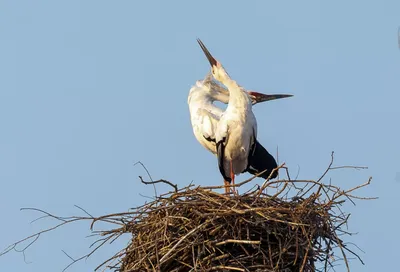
[223, 126, 253, 174]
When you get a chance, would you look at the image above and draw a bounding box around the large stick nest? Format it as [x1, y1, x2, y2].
[120, 176, 367, 272]
[122, 186, 324, 271]
[1, 155, 374, 272]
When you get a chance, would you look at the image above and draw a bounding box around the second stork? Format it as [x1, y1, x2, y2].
[197, 39, 291, 193]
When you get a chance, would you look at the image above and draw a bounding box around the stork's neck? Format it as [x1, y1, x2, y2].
[208, 81, 230, 104]
[222, 77, 252, 111]
[213, 66, 252, 110]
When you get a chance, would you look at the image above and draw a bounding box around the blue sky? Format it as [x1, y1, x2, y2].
[1, 1, 399, 271]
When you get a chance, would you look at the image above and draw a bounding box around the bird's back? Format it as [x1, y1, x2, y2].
[188, 79, 224, 154]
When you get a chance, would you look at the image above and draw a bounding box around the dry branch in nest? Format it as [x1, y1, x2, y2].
[1, 153, 375, 272]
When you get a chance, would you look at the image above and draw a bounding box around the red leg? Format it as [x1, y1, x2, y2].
[230, 161, 235, 184]
[224, 180, 230, 193]
[230, 161, 237, 194]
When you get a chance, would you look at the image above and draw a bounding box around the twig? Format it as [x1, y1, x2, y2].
[215, 240, 261, 246]
[139, 176, 178, 193]
[159, 221, 208, 265]
[134, 161, 158, 198]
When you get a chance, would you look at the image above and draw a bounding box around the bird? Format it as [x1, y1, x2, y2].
[194, 39, 292, 192]
[188, 73, 291, 180]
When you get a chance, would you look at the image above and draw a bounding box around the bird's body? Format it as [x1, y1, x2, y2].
[213, 68, 256, 182]
[188, 74, 225, 155]
[193, 39, 293, 192]
[188, 73, 283, 180]
[188, 73, 282, 181]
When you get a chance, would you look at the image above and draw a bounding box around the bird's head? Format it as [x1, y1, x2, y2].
[247, 91, 293, 105]
[197, 39, 229, 82]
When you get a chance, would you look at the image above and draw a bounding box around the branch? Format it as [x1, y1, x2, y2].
[138, 176, 178, 193]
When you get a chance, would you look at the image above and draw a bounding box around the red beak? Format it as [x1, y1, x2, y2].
[248, 91, 293, 105]
[197, 38, 218, 68]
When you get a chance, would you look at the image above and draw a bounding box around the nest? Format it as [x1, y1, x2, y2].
[1, 157, 373, 272]
[118, 178, 363, 272]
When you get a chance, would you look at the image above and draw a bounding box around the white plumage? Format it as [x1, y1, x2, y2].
[188, 73, 226, 155]
[191, 39, 292, 192]
[188, 73, 276, 154]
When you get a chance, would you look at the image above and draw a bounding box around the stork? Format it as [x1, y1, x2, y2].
[188, 73, 291, 182]
[195, 39, 292, 193]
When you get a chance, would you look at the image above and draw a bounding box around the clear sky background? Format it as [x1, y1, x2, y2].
[0, 1, 399, 271]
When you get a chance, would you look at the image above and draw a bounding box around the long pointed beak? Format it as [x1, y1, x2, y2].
[248, 91, 293, 105]
[197, 39, 218, 68]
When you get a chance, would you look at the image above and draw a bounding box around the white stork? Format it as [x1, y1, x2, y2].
[188, 73, 291, 178]
[193, 39, 292, 192]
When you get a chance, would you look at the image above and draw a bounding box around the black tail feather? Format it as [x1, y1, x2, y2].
[246, 140, 278, 179]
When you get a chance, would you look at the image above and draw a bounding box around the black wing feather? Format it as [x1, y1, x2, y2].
[246, 140, 278, 179]
[246, 128, 257, 168]
[203, 135, 216, 143]
[245, 127, 257, 173]
[216, 138, 231, 182]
